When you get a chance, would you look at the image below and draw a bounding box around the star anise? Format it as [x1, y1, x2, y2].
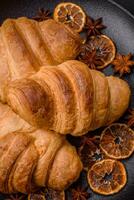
[78, 44, 104, 69]
[85, 16, 106, 38]
[78, 135, 106, 170]
[32, 8, 52, 22]
[112, 53, 134, 76]
[127, 109, 134, 128]
[71, 187, 90, 200]
[5, 194, 25, 200]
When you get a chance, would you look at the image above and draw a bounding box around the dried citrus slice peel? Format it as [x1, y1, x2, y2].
[87, 159, 127, 195]
[86, 35, 116, 69]
[28, 193, 46, 200]
[44, 188, 65, 200]
[100, 123, 134, 159]
[53, 2, 86, 32]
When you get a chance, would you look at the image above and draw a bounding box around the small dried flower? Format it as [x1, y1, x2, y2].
[112, 53, 134, 76]
[85, 16, 106, 38]
[71, 186, 90, 200]
[32, 8, 52, 22]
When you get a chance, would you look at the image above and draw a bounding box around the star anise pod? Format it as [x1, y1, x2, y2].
[85, 16, 106, 38]
[78, 135, 106, 170]
[5, 194, 26, 200]
[32, 8, 52, 22]
[71, 187, 90, 200]
[112, 53, 134, 76]
[127, 109, 134, 128]
[78, 44, 104, 69]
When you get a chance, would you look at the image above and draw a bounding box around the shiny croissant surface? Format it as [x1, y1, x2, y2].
[0, 129, 82, 194]
[7, 60, 130, 136]
[0, 17, 81, 102]
[0, 16, 83, 194]
[0, 15, 131, 195]
[0, 102, 82, 194]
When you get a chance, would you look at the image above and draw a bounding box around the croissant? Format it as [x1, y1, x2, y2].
[6, 60, 131, 136]
[0, 103, 82, 193]
[0, 93, 83, 192]
[0, 102, 34, 138]
[0, 17, 81, 102]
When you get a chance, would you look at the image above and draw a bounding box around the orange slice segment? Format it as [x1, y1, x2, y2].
[100, 123, 134, 159]
[53, 2, 86, 32]
[87, 159, 127, 195]
[79, 35, 116, 69]
[44, 188, 65, 200]
[28, 193, 45, 200]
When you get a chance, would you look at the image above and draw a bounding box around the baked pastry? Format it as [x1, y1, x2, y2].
[0, 17, 81, 102]
[0, 129, 82, 194]
[6, 60, 131, 136]
[0, 102, 34, 138]
[0, 102, 82, 193]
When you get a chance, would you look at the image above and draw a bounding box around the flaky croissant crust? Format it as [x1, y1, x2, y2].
[7, 60, 131, 136]
[0, 17, 81, 102]
[0, 102, 82, 194]
[0, 128, 82, 194]
[0, 14, 131, 195]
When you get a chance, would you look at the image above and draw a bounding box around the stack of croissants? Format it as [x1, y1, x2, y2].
[0, 17, 130, 194]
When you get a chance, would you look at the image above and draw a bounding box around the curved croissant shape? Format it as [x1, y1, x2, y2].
[0, 129, 82, 194]
[0, 102, 82, 193]
[7, 60, 131, 136]
[0, 17, 81, 102]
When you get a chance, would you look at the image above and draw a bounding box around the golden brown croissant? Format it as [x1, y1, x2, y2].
[0, 102, 34, 138]
[0, 129, 82, 194]
[0, 17, 81, 102]
[6, 60, 131, 136]
[0, 93, 82, 195]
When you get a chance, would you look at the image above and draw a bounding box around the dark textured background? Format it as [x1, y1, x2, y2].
[0, 0, 134, 20]
[115, 0, 134, 15]
[0, 0, 134, 200]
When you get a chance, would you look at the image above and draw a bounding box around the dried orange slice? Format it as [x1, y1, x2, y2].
[28, 193, 45, 200]
[82, 35, 116, 69]
[87, 159, 127, 195]
[45, 188, 65, 200]
[78, 136, 106, 171]
[53, 2, 86, 32]
[100, 123, 134, 159]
